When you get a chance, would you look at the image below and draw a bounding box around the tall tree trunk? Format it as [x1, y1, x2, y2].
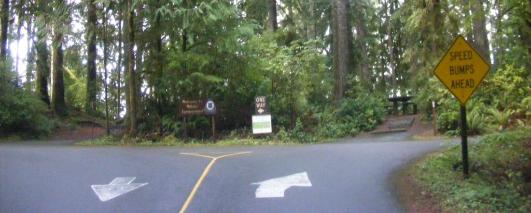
[266, 0, 278, 107]
[103, 8, 110, 135]
[14, 0, 25, 75]
[377, 9, 387, 92]
[51, 0, 66, 116]
[493, 0, 504, 67]
[35, 0, 50, 106]
[353, 1, 370, 90]
[308, 0, 316, 40]
[125, 0, 137, 135]
[134, 3, 144, 120]
[463, 0, 474, 42]
[86, 0, 98, 114]
[471, 0, 490, 62]
[387, 0, 397, 97]
[430, 0, 443, 53]
[116, 11, 123, 118]
[0, 0, 8, 60]
[154, 0, 164, 135]
[25, 16, 35, 91]
[267, 0, 277, 32]
[331, 0, 352, 106]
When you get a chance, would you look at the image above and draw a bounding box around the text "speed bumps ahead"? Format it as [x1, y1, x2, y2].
[434, 36, 490, 105]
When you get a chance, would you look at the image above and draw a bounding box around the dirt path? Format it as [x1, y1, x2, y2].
[393, 155, 447, 213]
[371, 114, 435, 136]
[50, 126, 106, 143]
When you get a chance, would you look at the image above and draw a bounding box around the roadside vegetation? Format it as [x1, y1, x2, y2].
[412, 127, 531, 212]
[0, 1, 529, 145]
[431, 64, 530, 136]
[0, 69, 55, 137]
[77, 134, 302, 147]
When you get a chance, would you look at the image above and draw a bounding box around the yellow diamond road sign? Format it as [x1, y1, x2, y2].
[434, 36, 490, 105]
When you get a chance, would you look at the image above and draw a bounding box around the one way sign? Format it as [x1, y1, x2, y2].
[255, 96, 268, 115]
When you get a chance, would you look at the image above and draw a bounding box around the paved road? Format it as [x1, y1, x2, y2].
[0, 134, 450, 213]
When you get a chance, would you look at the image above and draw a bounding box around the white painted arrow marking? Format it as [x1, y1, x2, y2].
[91, 177, 148, 202]
[251, 172, 312, 198]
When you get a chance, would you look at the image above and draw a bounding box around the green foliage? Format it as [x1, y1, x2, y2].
[0, 69, 53, 137]
[249, 35, 329, 131]
[5, 0, 528, 142]
[415, 128, 531, 212]
[433, 63, 530, 135]
[402, 0, 529, 136]
[77, 134, 297, 147]
[289, 119, 316, 143]
[466, 105, 488, 135]
[64, 66, 87, 111]
[487, 108, 514, 131]
[161, 116, 181, 137]
[275, 127, 291, 143]
[481, 65, 530, 113]
[316, 94, 386, 138]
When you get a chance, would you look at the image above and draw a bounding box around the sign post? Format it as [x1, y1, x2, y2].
[432, 101, 437, 136]
[204, 99, 217, 139]
[181, 100, 204, 138]
[433, 36, 490, 178]
[460, 105, 469, 176]
[181, 99, 217, 140]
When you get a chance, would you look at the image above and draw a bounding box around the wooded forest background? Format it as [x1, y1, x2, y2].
[0, 0, 529, 140]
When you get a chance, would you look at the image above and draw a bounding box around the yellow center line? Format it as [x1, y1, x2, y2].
[179, 158, 217, 213]
[180, 152, 216, 159]
[179, 151, 252, 213]
[216, 151, 252, 159]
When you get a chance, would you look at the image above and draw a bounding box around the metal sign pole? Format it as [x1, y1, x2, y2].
[432, 101, 437, 135]
[211, 116, 216, 140]
[183, 117, 188, 139]
[460, 105, 469, 178]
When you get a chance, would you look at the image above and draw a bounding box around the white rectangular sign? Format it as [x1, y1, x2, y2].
[252, 114, 272, 134]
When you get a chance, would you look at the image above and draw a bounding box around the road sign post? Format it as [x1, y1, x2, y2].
[433, 36, 490, 178]
[204, 99, 217, 140]
[253, 96, 272, 135]
[432, 100, 438, 136]
[460, 105, 469, 176]
[181, 99, 217, 140]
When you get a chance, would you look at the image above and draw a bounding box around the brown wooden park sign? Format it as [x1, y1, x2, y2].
[181, 100, 204, 115]
[181, 99, 217, 139]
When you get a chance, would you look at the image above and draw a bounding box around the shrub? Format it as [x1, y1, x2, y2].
[433, 64, 530, 135]
[415, 127, 531, 212]
[275, 127, 290, 142]
[0, 70, 53, 137]
[161, 116, 182, 137]
[290, 118, 316, 143]
[316, 94, 385, 138]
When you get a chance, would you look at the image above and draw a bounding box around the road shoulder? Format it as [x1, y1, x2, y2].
[392, 154, 446, 213]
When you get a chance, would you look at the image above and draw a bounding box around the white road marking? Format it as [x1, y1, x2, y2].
[251, 172, 312, 198]
[91, 177, 148, 202]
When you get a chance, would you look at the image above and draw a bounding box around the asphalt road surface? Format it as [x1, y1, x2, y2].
[0, 133, 450, 213]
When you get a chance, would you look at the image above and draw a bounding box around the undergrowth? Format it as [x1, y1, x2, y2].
[414, 127, 531, 212]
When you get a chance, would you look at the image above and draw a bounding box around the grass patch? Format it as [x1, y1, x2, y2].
[0, 135, 23, 143]
[413, 127, 531, 212]
[76, 135, 303, 147]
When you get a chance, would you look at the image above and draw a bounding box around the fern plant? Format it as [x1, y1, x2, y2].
[487, 108, 514, 131]
[467, 108, 487, 135]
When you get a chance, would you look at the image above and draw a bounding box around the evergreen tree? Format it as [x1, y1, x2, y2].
[35, 0, 50, 106]
[86, 0, 98, 114]
[331, 0, 352, 105]
[51, 0, 67, 115]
